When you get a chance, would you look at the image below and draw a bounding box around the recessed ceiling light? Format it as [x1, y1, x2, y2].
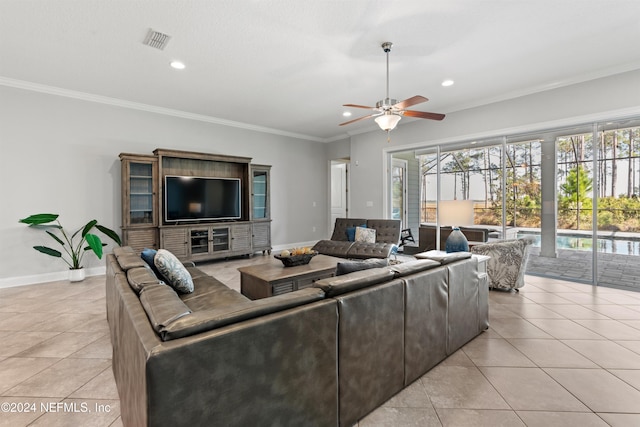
[342, 111, 352, 117]
[170, 61, 185, 70]
[441, 79, 454, 87]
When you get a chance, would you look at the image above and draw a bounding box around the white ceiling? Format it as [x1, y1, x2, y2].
[1, 0, 640, 142]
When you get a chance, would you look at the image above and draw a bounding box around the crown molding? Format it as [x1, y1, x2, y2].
[0, 76, 331, 143]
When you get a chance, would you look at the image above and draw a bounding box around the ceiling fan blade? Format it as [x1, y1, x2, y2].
[343, 103, 377, 110]
[402, 110, 446, 121]
[393, 95, 428, 110]
[339, 114, 376, 126]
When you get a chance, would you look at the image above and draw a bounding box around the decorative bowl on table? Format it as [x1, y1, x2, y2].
[274, 248, 317, 267]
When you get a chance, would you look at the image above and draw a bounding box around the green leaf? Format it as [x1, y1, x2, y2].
[95, 224, 122, 246]
[45, 230, 65, 247]
[19, 213, 59, 225]
[82, 220, 98, 237]
[85, 233, 103, 259]
[33, 246, 62, 258]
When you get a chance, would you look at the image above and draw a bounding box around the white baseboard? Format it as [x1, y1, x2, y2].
[1, 241, 321, 288]
[0, 266, 107, 289]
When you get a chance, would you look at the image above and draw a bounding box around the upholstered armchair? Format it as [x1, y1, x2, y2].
[470, 237, 534, 291]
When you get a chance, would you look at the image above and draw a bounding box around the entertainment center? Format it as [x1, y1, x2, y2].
[120, 148, 271, 262]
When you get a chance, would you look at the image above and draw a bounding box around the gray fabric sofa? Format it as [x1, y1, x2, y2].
[106, 246, 488, 427]
[312, 218, 401, 259]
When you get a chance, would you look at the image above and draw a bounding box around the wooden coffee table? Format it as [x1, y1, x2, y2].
[239, 254, 343, 300]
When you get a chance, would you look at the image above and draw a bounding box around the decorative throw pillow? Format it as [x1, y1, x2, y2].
[153, 249, 194, 294]
[346, 224, 367, 242]
[355, 226, 376, 244]
[141, 248, 164, 279]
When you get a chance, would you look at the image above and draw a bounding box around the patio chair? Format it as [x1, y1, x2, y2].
[471, 237, 534, 291]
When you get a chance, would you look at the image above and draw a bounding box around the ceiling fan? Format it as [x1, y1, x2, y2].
[340, 42, 445, 133]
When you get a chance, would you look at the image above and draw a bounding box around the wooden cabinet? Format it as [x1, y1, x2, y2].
[160, 228, 189, 258]
[120, 154, 159, 251]
[250, 165, 272, 254]
[250, 165, 271, 220]
[120, 149, 271, 262]
[231, 223, 252, 252]
[252, 221, 271, 254]
[159, 223, 253, 262]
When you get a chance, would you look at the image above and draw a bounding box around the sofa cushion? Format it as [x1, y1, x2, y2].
[336, 258, 389, 276]
[113, 246, 136, 257]
[314, 267, 395, 297]
[415, 251, 472, 265]
[365, 219, 401, 244]
[180, 273, 250, 311]
[139, 283, 192, 334]
[312, 240, 354, 258]
[154, 249, 194, 294]
[390, 259, 441, 277]
[355, 226, 376, 243]
[126, 266, 163, 294]
[159, 288, 326, 340]
[345, 242, 395, 259]
[330, 218, 368, 241]
[115, 251, 147, 271]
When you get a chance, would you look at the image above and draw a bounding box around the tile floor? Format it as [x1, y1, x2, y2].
[1, 258, 640, 426]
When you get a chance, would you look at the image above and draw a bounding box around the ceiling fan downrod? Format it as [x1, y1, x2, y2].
[382, 41, 393, 108]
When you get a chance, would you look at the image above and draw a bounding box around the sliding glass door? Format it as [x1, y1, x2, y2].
[398, 115, 640, 290]
[555, 130, 595, 282]
[595, 120, 640, 290]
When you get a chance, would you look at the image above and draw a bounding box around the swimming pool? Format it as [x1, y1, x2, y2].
[518, 232, 640, 256]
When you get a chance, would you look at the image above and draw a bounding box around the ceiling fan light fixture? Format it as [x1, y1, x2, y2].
[375, 113, 401, 131]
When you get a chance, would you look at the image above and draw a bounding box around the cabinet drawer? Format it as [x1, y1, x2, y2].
[297, 272, 335, 289]
[272, 281, 295, 296]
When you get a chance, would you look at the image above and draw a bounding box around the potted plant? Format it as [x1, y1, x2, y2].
[19, 213, 121, 282]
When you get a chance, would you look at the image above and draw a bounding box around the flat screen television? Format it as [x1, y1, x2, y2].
[164, 175, 241, 222]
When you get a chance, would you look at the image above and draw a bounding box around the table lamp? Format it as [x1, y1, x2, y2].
[439, 200, 475, 253]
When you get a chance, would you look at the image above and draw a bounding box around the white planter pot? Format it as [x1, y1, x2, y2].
[69, 268, 86, 282]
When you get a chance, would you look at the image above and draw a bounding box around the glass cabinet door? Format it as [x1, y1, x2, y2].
[129, 162, 154, 224]
[252, 170, 269, 219]
[190, 229, 209, 254]
[211, 227, 230, 252]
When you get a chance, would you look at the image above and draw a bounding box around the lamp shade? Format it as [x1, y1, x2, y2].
[438, 200, 474, 227]
[375, 113, 401, 131]
[439, 200, 475, 253]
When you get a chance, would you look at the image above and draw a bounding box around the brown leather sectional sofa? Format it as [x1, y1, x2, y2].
[106, 246, 488, 427]
[312, 218, 401, 259]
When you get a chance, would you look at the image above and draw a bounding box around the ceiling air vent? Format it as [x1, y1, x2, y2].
[143, 29, 171, 50]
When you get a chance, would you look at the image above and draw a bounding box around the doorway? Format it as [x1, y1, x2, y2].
[391, 158, 408, 227]
[330, 160, 349, 232]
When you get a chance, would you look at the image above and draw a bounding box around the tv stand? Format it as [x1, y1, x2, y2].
[120, 149, 271, 262]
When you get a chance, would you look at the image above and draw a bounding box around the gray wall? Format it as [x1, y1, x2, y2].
[1, 86, 329, 284]
[3, 68, 639, 284]
[348, 69, 640, 219]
